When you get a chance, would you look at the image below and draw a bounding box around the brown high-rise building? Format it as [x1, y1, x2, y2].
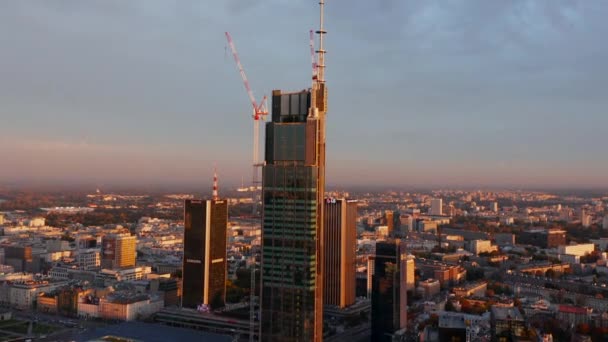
[181, 199, 228, 309]
[385, 210, 394, 236]
[323, 198, 357, 308]
[101, 234, 136, 269]
[367, 256, 375, 299]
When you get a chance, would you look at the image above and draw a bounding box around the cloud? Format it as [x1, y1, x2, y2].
[0, 0, 606, 188]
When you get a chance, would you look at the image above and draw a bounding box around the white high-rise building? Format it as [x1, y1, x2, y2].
[430, 198, 443, 216]
[581, 211, 592, 228]
[491, 202, 498, 212]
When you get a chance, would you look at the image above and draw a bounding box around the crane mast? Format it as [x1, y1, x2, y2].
[225, 32, 267, 215]
[309, 29, 317, 79]
[225, 32, 265, 342]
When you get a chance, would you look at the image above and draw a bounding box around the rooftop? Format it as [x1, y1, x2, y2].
[438, 315, 467, 329]
[454, 281, 488, 291]
[74, 321, 230, 342]
[491, 306, 523, 321]
[559, 305, 592, 315]
[105, 293, 150, 305]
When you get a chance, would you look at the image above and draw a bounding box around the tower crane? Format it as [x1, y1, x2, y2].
[225, 31, 264, 342]
[225, 32, 267, 215]
[309, 29, 317, 80]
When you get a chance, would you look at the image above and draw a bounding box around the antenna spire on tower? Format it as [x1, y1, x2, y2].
[212, 164, 219, 200]
[316, 0, 327, 84]
[309, 0, 327, 119]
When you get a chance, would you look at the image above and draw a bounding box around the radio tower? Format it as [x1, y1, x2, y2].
[212, 165, 219, 200]
[225, 32, 268, 215]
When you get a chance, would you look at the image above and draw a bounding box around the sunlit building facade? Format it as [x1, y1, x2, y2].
[323, 198, 357, 308]
[260, 87, 327, 341]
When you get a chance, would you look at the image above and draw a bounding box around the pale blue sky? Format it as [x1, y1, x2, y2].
[1, 1, 607, 189]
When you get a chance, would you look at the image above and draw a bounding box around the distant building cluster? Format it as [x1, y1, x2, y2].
[3, 186, 608, 341]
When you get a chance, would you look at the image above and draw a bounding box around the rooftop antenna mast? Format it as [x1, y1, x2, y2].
[317, 0, 327, 85]
[312, 1, 327, 341]
[309, 0, 326, 117]
[212, 165, 219, 200]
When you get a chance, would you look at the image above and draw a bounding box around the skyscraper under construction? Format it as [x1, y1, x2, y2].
[260, 2, 328, 340]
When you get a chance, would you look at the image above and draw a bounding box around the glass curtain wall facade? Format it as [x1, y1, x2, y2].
[182, 199, 228, 310]
[371, 240, 408, 342]
[261, 90, 321, 341]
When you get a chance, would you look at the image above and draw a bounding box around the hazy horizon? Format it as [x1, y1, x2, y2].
[2, 180, 607, 197]
[2, 1, 607, 188]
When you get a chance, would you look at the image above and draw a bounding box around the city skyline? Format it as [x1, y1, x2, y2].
[2, 1, 608, 341]
[2, 1, 608, 188]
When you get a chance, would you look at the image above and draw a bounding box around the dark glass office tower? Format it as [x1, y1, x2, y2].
[261, 2, 328, 340]
[371, 240, 408, 342]
[182, 199, 228, 309]
[261, 89, 322, 341]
